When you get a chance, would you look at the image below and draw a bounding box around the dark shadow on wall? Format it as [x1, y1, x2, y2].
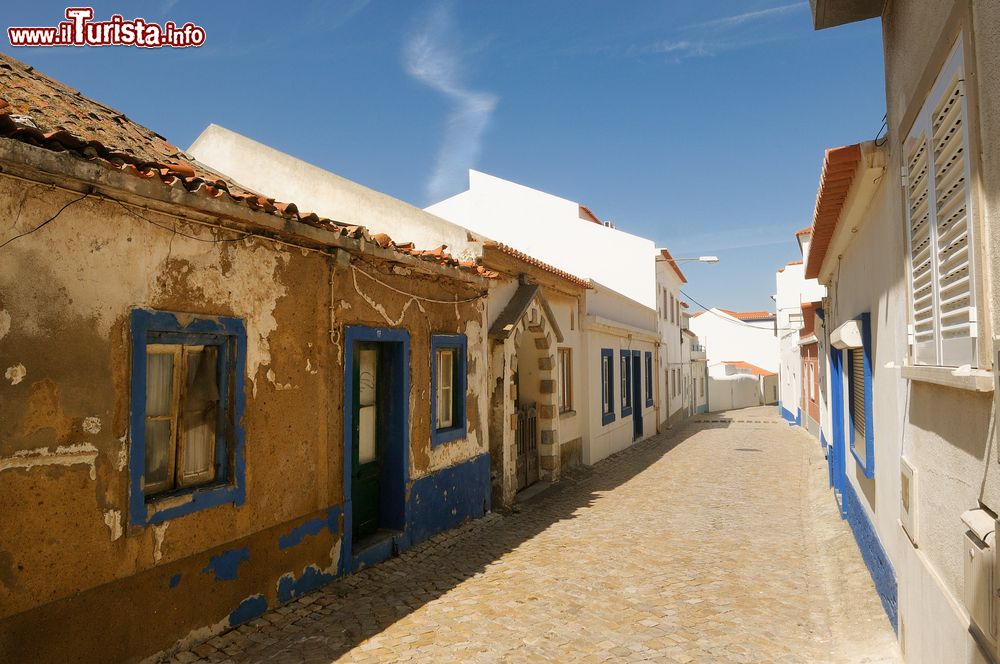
[908, 381, 991, 461]
[181, 426, 704, 663]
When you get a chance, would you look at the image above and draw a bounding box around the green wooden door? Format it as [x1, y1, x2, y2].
[352, 343, 381, 540]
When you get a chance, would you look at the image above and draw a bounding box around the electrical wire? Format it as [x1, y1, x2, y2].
[680, 289, 802, 332]
[0, 181, 489, 307]
[351, 264, 487, 304]
[110, 197, 250, 244]
[875, 113, 888, 147]
[0, 191, 91, 250]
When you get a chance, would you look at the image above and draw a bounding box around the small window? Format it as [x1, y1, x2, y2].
[644, 352, 653, 407]
[558, 348, 572, 413]
[662, 291, 669, 320]
[620, 350, 633, 416]
[143, 344, 220, 494]
[600, 349, 615, 425]
[129, 309, 246, 527]
[699, 376, 705, 397]
[431, 335, 467, 446]
[670, 294, 675, 324]
[436, 348, 455, 429]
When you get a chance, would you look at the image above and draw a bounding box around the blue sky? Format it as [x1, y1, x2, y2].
[3, 1, 885, 311]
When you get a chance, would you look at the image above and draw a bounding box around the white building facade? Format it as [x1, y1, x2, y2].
[775, 228, 827, 432]
[427, 170, 670, 465]
[807, 0, 1000, 659]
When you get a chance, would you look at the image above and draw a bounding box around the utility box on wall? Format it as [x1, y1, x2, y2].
[962, 508, 997, 651]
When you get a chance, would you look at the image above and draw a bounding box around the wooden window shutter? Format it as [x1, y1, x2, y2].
[903, 39, 978, 367]
[851, 349, 866, 438]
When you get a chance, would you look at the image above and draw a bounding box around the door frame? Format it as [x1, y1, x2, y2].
[631, 350, 643, 440]
[342, 325, 410, 570]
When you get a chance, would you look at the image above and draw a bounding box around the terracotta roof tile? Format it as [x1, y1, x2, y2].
[795, 226, 812, 236]
[804, 144, 863, 279]
[0, 53, 494, 279]
[483, 241, 591, 289]
[723, 361, 776, 377]
[719, 309, 774, 321]
[658, 247, 687, 284]
[578, 204, 602, 225]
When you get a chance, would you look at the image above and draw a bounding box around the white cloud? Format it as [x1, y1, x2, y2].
[684, 2, 808, 31]
[404, 2, 498, 203]
[633, 2, 806, 62]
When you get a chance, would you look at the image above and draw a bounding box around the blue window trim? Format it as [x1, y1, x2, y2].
[128, 309, 247, 527]
[644, 351, 653, 407]
[600, 348, 615, 425]
[430, 334, 468, 446]
[848, 312, 875, 478]
[620, 350, 633, 418]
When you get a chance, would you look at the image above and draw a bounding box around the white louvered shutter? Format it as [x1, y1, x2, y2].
[904, 133, 937, 364]
[903, 39, 978, 367]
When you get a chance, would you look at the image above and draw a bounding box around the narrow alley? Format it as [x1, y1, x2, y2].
[170, 408, 899, 664]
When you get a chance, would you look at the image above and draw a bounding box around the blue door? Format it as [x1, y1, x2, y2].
[631, 352, 643, 440]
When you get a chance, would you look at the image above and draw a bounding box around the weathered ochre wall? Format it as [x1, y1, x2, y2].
[0, 172, 488, 662]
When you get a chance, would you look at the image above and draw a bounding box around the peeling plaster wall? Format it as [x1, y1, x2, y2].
[0, 172, 490, 663]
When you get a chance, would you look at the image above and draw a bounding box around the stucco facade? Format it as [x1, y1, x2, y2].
[775, 230, 826, 430]
[0, 66, 494, 662]
[689, 310, 777, 379]
[807, 1, 1000, 658]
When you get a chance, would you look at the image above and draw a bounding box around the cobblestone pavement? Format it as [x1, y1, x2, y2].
[170, 407, 900, 663]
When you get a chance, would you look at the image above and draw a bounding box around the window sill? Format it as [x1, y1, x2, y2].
[900, 365, 994, 393]
[431, 425, 467, 447]
[144, 482, 242, 526]
[559, 409, 576, 419]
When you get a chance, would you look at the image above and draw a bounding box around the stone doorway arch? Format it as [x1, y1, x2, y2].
[488, 280, 564, 508]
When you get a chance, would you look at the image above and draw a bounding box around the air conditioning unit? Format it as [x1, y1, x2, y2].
[900, 457, 917, 545]
[961, 508, 997, 651]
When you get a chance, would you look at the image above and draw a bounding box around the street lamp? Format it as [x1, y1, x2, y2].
[664, 256, 720, 264]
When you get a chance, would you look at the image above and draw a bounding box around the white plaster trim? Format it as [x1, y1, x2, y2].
[900, 365, 994, 392]
[582, 315, 659, 343]
[0, 443, 98, 479]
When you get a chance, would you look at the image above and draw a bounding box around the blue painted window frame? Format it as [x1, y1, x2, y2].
[129, 309, 247, 527]
[644, 351, 654, 407]
[620, 350, 633, 417]
[600, 348, 615, 425]
[848, 312, 875, 478]
[430, 334, 467, 446]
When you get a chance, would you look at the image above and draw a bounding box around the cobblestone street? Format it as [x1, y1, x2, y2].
[170, 408, 900, 663]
